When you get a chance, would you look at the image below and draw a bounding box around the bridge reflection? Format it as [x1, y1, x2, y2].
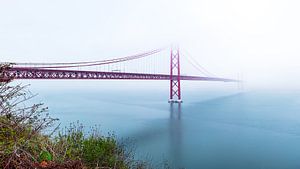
[169, 103, 183, 168]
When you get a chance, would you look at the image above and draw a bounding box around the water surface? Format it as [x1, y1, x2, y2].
[32, 89, 300, 169]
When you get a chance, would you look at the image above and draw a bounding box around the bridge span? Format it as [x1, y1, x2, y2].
[0, 48, 238, 102]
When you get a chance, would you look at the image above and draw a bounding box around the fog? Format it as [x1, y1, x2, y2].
[1, 0, 299, 90]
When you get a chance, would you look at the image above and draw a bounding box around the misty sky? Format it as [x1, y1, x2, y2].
[0, 0, 299, 90]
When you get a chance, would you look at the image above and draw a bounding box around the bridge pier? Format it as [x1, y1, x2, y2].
[168, 99, 183, 103]
[169, 48, 182, 103]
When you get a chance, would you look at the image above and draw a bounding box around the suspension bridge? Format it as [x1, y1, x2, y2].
[0, 47, 238, 103]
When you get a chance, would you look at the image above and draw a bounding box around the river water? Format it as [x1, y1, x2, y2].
[30, 86, 300, 169]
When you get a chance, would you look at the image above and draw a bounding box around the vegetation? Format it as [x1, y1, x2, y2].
[0, 64, 150, 169]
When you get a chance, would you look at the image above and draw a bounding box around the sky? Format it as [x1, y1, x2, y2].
[0, 0, 300, 90]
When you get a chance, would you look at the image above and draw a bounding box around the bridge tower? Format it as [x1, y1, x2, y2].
[169, 48, 182, 103]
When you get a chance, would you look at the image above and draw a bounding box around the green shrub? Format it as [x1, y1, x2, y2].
[52, 123, 131, 168]
[52, 122, 84, 162]
[82, 135, 124, 168]
[38, 150, 53, 162]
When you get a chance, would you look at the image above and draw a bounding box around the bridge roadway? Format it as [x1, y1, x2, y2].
[1, 67, 237, 82]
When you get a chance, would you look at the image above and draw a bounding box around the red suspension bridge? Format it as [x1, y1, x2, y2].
[0, 47, 238, 103]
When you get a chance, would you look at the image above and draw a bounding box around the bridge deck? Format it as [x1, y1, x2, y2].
[1, 67, 237, 82]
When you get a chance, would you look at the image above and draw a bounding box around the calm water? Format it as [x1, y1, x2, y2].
[32, 88, 300, 169]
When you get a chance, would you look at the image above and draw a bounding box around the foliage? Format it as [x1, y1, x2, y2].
[0, 64, 59, 168]
[52, 123, 139, 168]
[82, 135, 119, 167]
